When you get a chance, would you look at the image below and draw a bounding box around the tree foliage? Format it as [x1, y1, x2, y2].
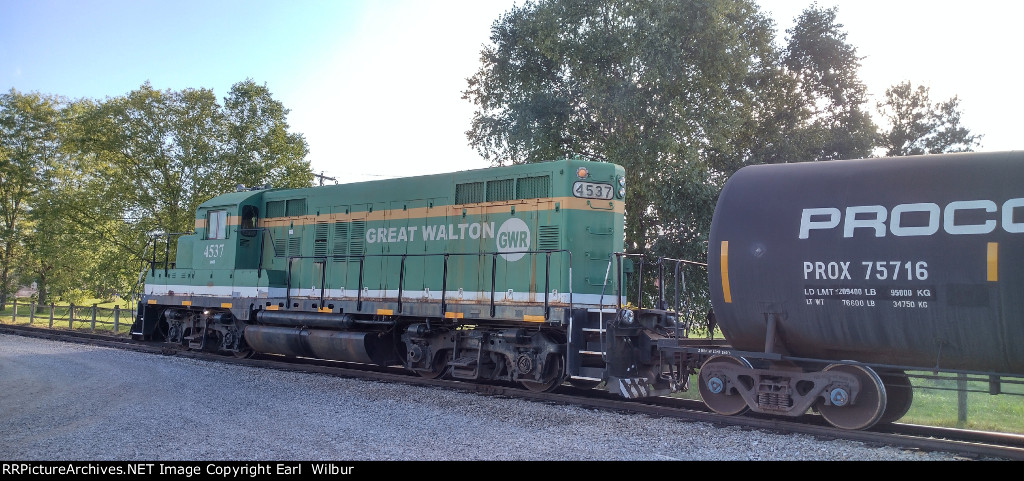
[68, 80, 313, 300]
[464, 0, 786, 259]
[0, 90, 60, 308]
[222, 80, 313, 190]
[876, 80, 982, 156]
[781, 4, 877, 160]
[463, 0, 977, 314]
[1, 80, 313, 305]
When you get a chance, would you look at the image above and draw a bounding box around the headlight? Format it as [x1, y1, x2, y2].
[576, 167, 589, 179]
[618, 175, 626, 187]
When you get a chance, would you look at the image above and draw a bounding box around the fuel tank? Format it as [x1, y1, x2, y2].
[707, 151, 1024, 375]
[243, 325, 399, 366]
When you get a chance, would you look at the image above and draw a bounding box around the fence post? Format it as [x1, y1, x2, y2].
[113, 305, 120, 334]
[49, 303, 54, 328]
[29, 302, 35, 325]
[11, 299, 16, 323]
[69, 303, 75, 330]
[957, 373, 968, 425]
[90, 304, 97, 332]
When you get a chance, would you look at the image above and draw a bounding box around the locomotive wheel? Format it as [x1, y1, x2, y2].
[877, 370, 914, 425]
[816, 363, 887, 430]
[155, 314, 170, 342]
[417, 350, 450, 379]
[233, 341, 255, 359]
[698, 355, 752, 416]
[568, 378, 602, 389]
[520, 356, 565, 393]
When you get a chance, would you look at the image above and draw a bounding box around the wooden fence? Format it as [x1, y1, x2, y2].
[7, 300, 135, 336]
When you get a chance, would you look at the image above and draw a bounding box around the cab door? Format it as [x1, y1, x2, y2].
[235, 204, 261, 269]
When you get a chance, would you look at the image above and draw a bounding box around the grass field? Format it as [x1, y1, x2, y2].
[2, 297, 1022, 434]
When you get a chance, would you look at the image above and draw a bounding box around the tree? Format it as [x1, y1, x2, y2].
[0, 79, 312, 305]
[463, 0, 811, 323]
[72, 83, 215, 239]
[20, 97, 134, 306]
[222, 79, 312, 190]
[464, 0, 785, 256]
[0, 89, 60, 309]
[876, 80, 982, 156]
[70, 81, 313, 294]
[781, 3, 877, 161]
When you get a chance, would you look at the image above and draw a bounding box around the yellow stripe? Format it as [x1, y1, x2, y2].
[220, 302, 232, 308]
[266, 305, 279, 311]
[721, 241, 732, 303]
[181, 300, 192, 306]
[444, 312, 464, 319]
[194, 215, 240, 230]
[523, 315, 546, 323]
[376, 309, 393, 316]
[318, 307, 332, 313]
[257, 195, 624, 228]
[988, 242, 998, 282]
[147, 299, 156, 304]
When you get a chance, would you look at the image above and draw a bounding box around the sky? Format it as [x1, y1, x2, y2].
[2, 0, 1022, 183]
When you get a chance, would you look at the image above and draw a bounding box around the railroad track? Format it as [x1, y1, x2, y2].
[2, 322, 1021, 461]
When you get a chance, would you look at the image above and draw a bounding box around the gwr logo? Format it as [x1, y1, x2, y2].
[497, 217, 531, 261]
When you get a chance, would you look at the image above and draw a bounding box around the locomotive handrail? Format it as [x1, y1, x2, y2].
[145, 231, 195, 278]
[291, 249, 573, 322]
[271, 246, 707, 334]
[611, 253, 706, 309]
[441, 253, 449, 315]
[253, 226, 270, 278]
[284, 255, 330, 310]
[604, 252, 709, 339]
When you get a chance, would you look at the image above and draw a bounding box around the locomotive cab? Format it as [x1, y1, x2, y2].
[132, 188, 268, 345]
[192, 192, 264, 272]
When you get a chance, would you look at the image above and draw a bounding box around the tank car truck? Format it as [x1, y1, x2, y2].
[131, 159, 691, 397]
[696, 151, 1024, 430]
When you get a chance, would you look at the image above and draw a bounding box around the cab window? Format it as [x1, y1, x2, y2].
[207, 210, 228, 240]
[240, 205, 259, 237]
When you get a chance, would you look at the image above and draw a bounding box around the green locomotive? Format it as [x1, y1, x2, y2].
[132, 158, 688, 396]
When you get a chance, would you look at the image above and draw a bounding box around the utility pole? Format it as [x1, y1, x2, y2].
[314, 171, 337, 186]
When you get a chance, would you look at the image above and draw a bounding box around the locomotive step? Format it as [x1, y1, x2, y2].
[448, 356, 478, 367]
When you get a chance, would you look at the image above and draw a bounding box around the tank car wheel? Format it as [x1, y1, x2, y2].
[877, 370, 913, 425]
[520, 356, 565, 393]
[816, 363, 887, 430]
[698, 355, 752, 416]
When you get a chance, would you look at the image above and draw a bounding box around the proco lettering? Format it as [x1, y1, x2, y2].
[799, 199, 1024, 239]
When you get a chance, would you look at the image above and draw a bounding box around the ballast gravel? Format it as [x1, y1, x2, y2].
[0, 333, 972, 461]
